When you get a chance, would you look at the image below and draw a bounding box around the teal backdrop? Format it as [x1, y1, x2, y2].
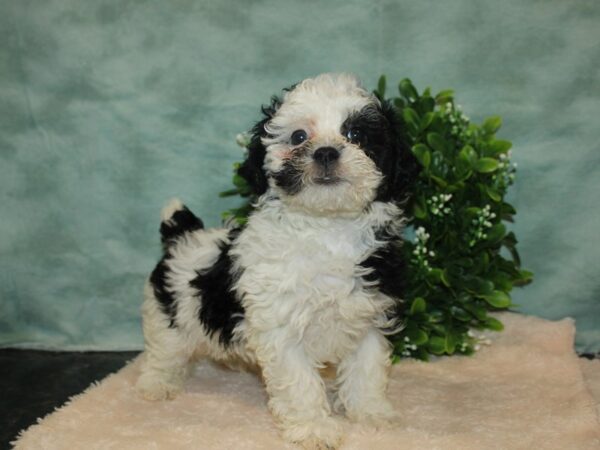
[1, 0, 599, 351]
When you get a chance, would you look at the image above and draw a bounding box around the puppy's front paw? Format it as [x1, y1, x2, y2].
[135, 373, 183, 401]
[346, 399, 399, 428]
[282, 416, 344, 450]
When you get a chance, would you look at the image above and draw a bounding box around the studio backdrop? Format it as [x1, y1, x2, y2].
[1, 0, 599, 352]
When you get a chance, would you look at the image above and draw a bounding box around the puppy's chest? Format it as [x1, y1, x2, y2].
[238, 221, 373, 291]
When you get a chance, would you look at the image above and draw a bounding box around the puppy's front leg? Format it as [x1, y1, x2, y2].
[335, 328, 397, 425]
[256, 335, 343, 449]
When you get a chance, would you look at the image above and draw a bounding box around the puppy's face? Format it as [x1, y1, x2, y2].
[260, 74, 397, 217]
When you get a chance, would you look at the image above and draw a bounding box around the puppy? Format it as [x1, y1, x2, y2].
[136, 73, 418, 449]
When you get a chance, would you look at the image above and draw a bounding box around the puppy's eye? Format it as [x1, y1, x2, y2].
[346, 127, 366, 145]
[290, 130, 308, 146]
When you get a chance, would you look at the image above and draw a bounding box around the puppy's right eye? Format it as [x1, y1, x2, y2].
[290, 130, 308, 146]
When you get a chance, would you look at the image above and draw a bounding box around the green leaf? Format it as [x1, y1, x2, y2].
[399, 78, 419, 100]
[465, 277, 495, 295]
[485, 186, 502, 202]
[413, 201, 427, 219]
[440, 269, 451, 287]
[430, 175, 448, 188]
[219, 188, 241, 198]
[464, 302, 488, 320]
[484, 316, 504, 331]
[428, 309, 445, 323]
[481, 290, 512, 308]
[233, 174, 249, 188]
[491, 272, 513, 292]
[502, 202, 517, 216]
[426, 132, 447, 154]
[425, 269, 451, 287]
[488, 139, 512, 156]
[519, 269, 534, 280]
[403, 107, 420, 129]
[411, 144, 431, 169]
[428, 336, 447, 355]
[483, 116, 502, 134]
[435, 89, 454, 104]
[406, 323, 429, 345]
[503, 231, 518, 247]
[420, 112, 435, 131]
[418, 96, 435, 114]
[376, 75, 387, 98]
[513, 269, 534, 286]
[445, 331, 459, 354]
[475, 158, 499, 173]
[410, 297, 427, 314]
[486, 223, 506, 243]
[393, 97, 405, 109]
[450, 306, 471, 322]
[458, 145, 478, 167]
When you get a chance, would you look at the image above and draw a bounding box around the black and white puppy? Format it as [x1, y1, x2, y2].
[136, 73, 417, 449]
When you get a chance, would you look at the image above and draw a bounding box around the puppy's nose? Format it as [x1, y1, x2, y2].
[312, 147, 340, 166]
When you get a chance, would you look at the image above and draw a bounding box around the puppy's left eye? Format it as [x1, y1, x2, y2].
[346, 127, 366, 146]
[290, 129, 308, 146]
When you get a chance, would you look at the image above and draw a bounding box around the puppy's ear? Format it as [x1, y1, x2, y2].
[237, 96, 282, 197]
[380, 100, 421, 202]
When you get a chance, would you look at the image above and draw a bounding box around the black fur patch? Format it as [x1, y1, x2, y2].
[149, 257, 178, 328]
[379, 101, 421, 202]
[360, 229, 407, 325]
[237, 96, 282, 196]
[361, 242, 407, 299]
[271, 158, 305, 195]
[189, 230, 245, 346]
[160, 206, 204, 250]
[341, 101, 420, 203]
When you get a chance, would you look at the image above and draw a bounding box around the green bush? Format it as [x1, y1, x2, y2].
[221, 76, 532, 361]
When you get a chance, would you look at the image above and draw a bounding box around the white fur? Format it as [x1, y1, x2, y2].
[137, 73, 403, 449]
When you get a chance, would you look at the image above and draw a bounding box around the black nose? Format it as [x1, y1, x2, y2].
[313, 147, 340, 166]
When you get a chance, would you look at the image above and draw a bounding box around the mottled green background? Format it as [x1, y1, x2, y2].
[1, 0, 599, 351]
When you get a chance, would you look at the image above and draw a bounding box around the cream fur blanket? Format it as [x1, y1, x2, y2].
[14, 313, 600, 449]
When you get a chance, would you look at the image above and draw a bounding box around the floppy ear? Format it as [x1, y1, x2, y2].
[237, 96, 281, 197]
[380, 99, 421, 202]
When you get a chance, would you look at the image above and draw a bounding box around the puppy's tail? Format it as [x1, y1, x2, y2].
[159, 198, 204, 250]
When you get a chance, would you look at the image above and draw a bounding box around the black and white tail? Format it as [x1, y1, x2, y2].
[159, 198, 204, 250]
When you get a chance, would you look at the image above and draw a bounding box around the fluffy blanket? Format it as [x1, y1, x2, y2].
[13, 313, 600, 449]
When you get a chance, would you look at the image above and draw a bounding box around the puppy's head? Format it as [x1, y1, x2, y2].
[239, 73, 417, 217]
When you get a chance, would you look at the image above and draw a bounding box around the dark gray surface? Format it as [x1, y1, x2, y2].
[0, 350, 139, 449]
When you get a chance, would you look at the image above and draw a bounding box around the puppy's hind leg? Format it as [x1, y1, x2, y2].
[136, 198, 205, 401]
[136, 281, 194, 401]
